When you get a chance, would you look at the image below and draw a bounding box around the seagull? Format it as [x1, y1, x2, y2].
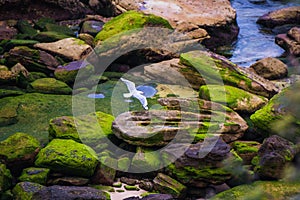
[120, 78, 148, 110]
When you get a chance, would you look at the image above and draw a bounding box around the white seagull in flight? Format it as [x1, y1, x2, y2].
[120, 78, 148, 110]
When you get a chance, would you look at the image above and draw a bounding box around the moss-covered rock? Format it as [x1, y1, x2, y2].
[0, 39, 39, 51]
[210, 181, 300, 200]
[16, 20, 38, 35]
[44, 23, 75, 36]
[34, 139, 98, 177]
[4, 46, 59, 74]
[0, 132, 40, 174]
[94, 10, 172, 43]
[250, 85, 300, 142]
[0, 98, 18, 126]
[91, 157, 117, 186]
[199, 85, 268, 113]
[33, 31, 71, 42]
[131, 147, 162, 172]
[179, 51, 278, 98]
[18, 167, 50, 185]
[28, 78, 72, 94]
[231, 141, 260, 165]
[54, 60, 94, 84]
[12, 182, 45, 200]
[0, 88, 24, 98]
[0, 164, 12, 194]
[48, 111, 115, 151]
[153, 173, 186, 198]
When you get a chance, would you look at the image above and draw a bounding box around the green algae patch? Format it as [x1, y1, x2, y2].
[200, 85, 268, 113]
[35, 139, 98, 177]
[153, 173, 186, 198]
[232, 141, 260, 154]
[49, 111, 115, 152]
[0, 164, 12, 194]
[211, 181, 300, 200]
[12, 182, 45, 200]
[131, 147, 162, 172]
[94, 10, 172, 42]
[0, 132, 40, 163]
[18, 167, 50, 185]
[28, 78, 72, 94]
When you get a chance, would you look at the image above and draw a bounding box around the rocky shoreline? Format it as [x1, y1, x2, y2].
[0, 0, 300, 199]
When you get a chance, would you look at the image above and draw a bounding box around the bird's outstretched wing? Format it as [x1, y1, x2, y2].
[133, 92, 148, 110]
[120, 78, 136, 92]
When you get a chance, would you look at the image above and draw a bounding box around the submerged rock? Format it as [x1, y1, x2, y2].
[35, 139, 98, 177]
[199, 85, 268, 113]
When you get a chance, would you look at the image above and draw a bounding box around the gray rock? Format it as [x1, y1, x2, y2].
[257, 135, 296, 180]
[32, 185, 109, 200]
[276, 27, 300, 56]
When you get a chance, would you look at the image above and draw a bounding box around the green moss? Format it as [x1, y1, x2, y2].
[34, 139, 98, 177]
[153, 173, 186, 198]
[250, 93, 283, 135]
[0, 132, 40, 162]
[94, 10, 172, 42]
[117, 157, 130, 172]
[17, 20, 38, 35]
[112, 182, 122, 188]
[131, 147, 162, 172]
[124, 185, 139, 191]
[44, 23, 75, 36]
[18, 167, 50, 185]
[33, 31, 70, 42]
[0, 164, 12, 194]
[219, 68, 253, 88]
[211, 181, 300, 200]
[34, 17, 56, 30]
[28, 78, 72, 94]
[1, 39, 39, 51]
[232, 141, 260, 154]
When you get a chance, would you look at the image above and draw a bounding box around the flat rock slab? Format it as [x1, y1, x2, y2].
[112, 98, 248, 146]
[34, 38, 92, 61]
[117, 0, 236, 28]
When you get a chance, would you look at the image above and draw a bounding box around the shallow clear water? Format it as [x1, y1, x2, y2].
[230, 0, 300, 67]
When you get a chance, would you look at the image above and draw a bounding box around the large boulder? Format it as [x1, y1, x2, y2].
[163, 138, 241, 187]
[115, 0, 239, 48]
[179, 51, 279, 98]
[250, 83, 300, 142]
[256, 135, 296, 180]
[34, 139, 98, 177]
[249, 57, 288, 80]
[0, 132, 40, 175]
[211, 181, 300, 200]
[34, 38, 93, 61]
[276, 27, 300, 56]
[113, 97, 248, 146]
[257, 6, 300, 28]
[94, 10, 172, 43]
[199, 85, 268, 113]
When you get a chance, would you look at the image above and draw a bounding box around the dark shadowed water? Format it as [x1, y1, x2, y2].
[229, 0, 300, 67]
